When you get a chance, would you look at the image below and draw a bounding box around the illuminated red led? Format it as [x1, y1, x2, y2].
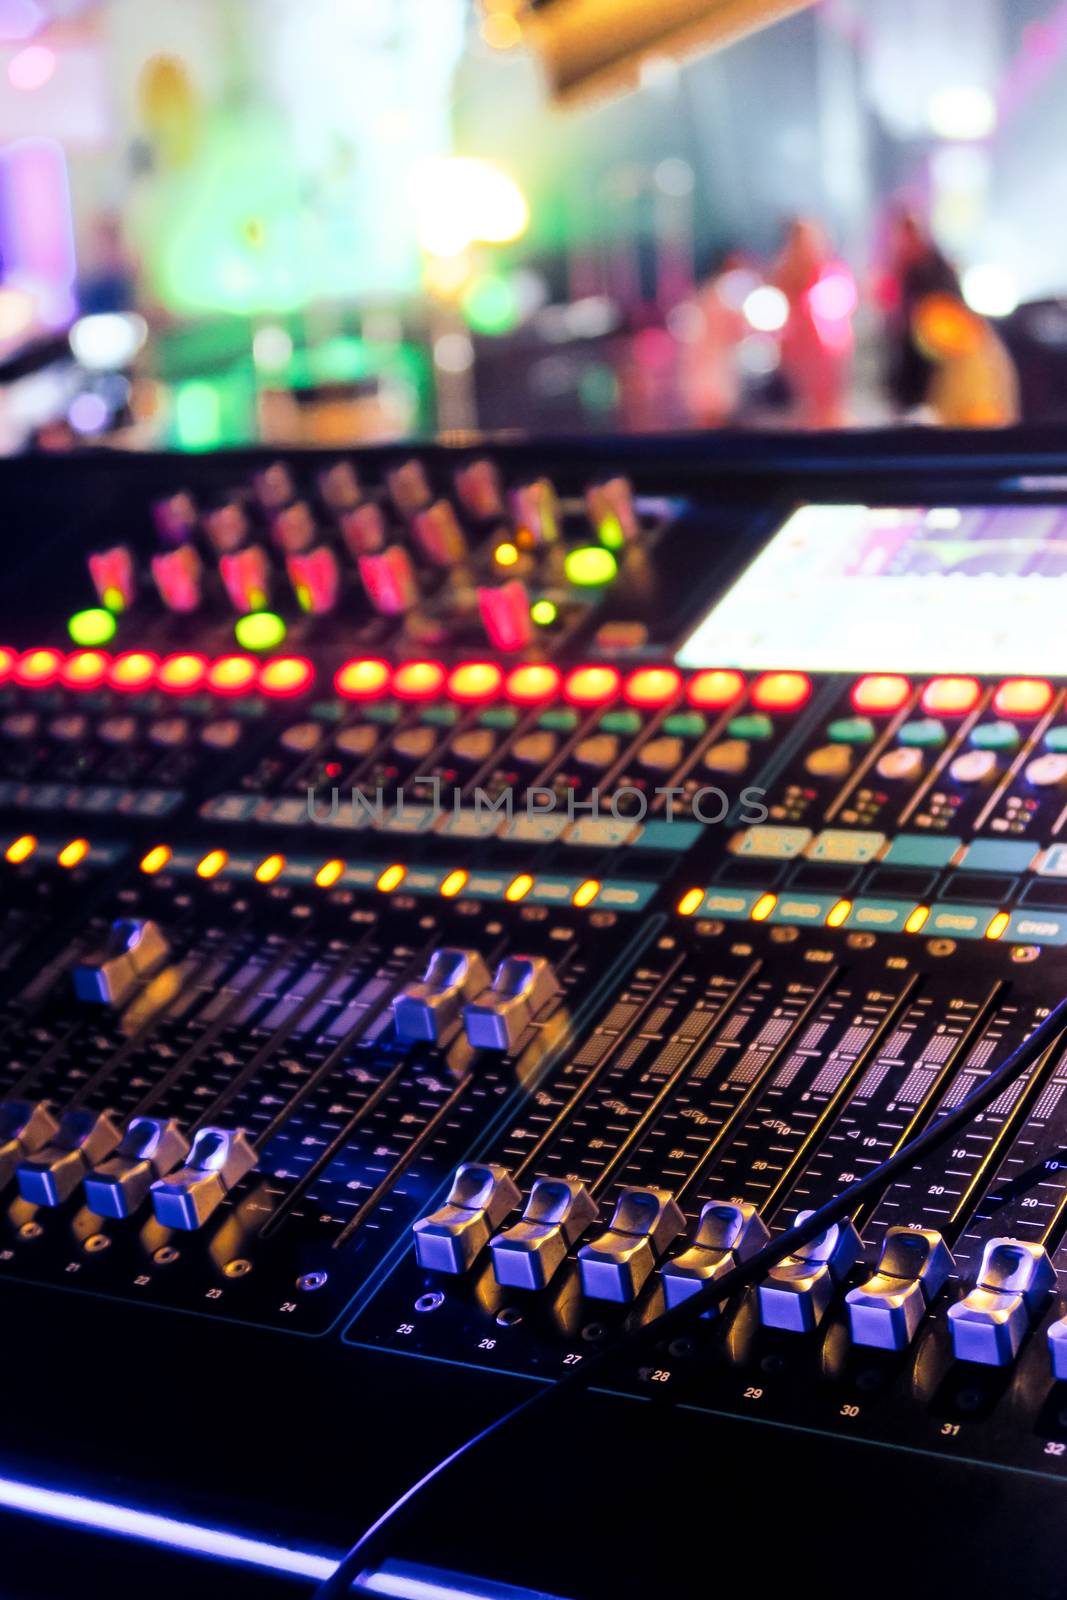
[505, 662, 561, 704]
[392, 660, 446, 701]
[447, 661, 503, 703]
[993, 678, 1054, 718]
[14, 647, 62, 688]
[60, 650, 110, 690]
[623, 666, 682, 709]
[335, 657, 390, 700]
[258, 656, 315, 698]
[207, 655, 258, 697]
[751, 671, 811, 713]
[562, 664, 621, 707]
[686, 669, 744, 710]
[0, 646, 16, 685]
[157, 653, 209, 694]
[108, 651, 159, 692]
[852, 674, 911, 714]
[921, 676, 981, 716]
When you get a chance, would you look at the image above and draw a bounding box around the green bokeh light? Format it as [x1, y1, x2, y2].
[530, 599, 558, 625]
[564, 547, 618, 587]
[598, 514, 624, 550]
[235, 611, 287, 651]
[462, 273, 521, 336]
[68, 608, 118, 647]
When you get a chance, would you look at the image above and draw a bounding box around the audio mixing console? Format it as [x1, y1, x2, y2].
[5, 432, 1067, 1596]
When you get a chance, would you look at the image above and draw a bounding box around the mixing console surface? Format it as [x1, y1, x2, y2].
[6, 432, 1067, 1596]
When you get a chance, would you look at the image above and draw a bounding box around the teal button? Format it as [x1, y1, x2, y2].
[1046, 727, 1067, 752]
[735, 825, 812, 860]
[663, 712, 707, 739]
[959, 839, 1037, 873]
[464, 873, 509, 901]
[898, 719, 947, 749]
[420, 705, 458, 726]
[852, 898, 913, 934]
[479, 707, 518, 729]
[1005, 909, 1067, 946]
[970, 721, 1020, 752]
[768, 893, 838, 926]
[883, 833, 961, 868]
[598, 880, 659, 912]
[636, 820, 703, 852]
[809, 828, 885, 864]
[404, 867, 448, 895]
[928, 902, 997, 940]
[599, 710, 642, 736]
[827, 716, 876, 746]
[727, 713, 774, 741]
[339, 863, 379, 889]
[527, 875, 582, 905]
[701, 887, 765, 920]
[539, 709, 579, 732]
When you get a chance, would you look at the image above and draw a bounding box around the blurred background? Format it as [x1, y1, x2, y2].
[0, 0, 1063, 452]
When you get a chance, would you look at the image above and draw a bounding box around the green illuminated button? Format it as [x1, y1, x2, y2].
[1046, 727, 1067, 753]
[564, 546, 618, 587]
[827, 716, 875, 746]
[599, 710, 643, 736]
[663, 712, 707, 739]
[479, 707, 518, 729]
[68, 607, 117, 647]
[234, 611, 286, 651]
[539, 709, 579, 732]
[727, 713, 773, 741]
[898, 718, 947, 749]
[420, 705, 458, 726]
[970, 721, 1020, 752]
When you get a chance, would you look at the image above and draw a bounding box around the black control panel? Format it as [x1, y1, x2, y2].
[5, 433, 1067, 1598]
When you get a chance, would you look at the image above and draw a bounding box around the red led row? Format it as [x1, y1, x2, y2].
[0, 647, 315, 699]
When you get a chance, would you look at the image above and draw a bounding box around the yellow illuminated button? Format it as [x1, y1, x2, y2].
[196, 849, 228, 880]
[826, 899, 853, 928]
[440, 869, 469, 899]
[4, 834, 37, 865]
[677, 887, 704, 917]
[57, 839, 89, 869]
[315, 859, 345, 888]
[904, 906, 930, 934]
[448, 661, 503, 703]
[751, 893, 777, 922]
[254, 854, 285, 884]
[572, 879, 600, 908]
[139, 845, 172, 876]
[392, 660, 446, 701]
[158, 654, 208, 693]
[208, 655, 257, 696]
[985, 911, 1010, 941]
[376, 864, 406, 893]
[108, 652, 158, 691]
[505, 873, 534, 903]
[335, 658, 390, 700]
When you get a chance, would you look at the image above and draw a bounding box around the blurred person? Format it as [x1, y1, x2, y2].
[772, 218, 855, 428]
[678, 252, 755, 428]
[881, 210, 961, 415]
[912, 292, 1020, 428]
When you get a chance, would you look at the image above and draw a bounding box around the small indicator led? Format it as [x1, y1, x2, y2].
[751, 672, 811, 712]
[68, 608, 117, 648]
[624, 666, 682, 709]
[447, 661, 503, 703]
[686, 669, 744, 710]
[530, 599, 557, 626]
[235, 611, 287, 652]
[985, 911, 1011, 941]
[904, 905, 930, 934]
[108, 651, 158, 692]
[677, 887, 704, 917]
[314, 859, 345, 889]
[505, 873, 534, 903]
[440, 869, 469, 898]
[15, 648, 62, 687]
[852, 674, 910, 714]
[921, 677, 980, 716]
[826, 899, 853, 928]
[377, 864, 406, 893]
[335, 658, 390, 700]
[504, 663, 561, 704]
[254, 854, 285, 884]
[60, 650, 109, 690]
[0, 646, 15, 684]
[259, 657, 314, 698]
[993, 678, 1054, 719]
[572, 879, 601, 908]
[392, 660, 446, 701]
[5, 834, 37, 865]
[563, 664, 620, 707]
[140, 845, 172, 876]
[57, 839, 89, 869]
[494, 542, 520, 568]
[598, 513, 625, 550]
[564, 546, 618, 587]
[196, 849, 228, 880]
[751, 892, 777, 922]
[207, 655, 257, 696]
[102, 585, 126, 614]
[157, 654, 208, 694]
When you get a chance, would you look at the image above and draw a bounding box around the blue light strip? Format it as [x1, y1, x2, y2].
[0, 1471, 338, 1582]
[358, 1559, 571, 1600]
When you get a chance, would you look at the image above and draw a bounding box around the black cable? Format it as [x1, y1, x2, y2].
[314, 991, 1067, 1598]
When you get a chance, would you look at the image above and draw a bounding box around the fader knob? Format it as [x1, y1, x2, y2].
[359, 546, 418, 615]
[392, 949, 491, 1044]
[463, 956, 560, 1053]
[413, 1162, 521, 1274]
[219, 544, 271, 613]
[412, 500, 467, 566]
[72, 918, 170, 1008]
[0, 1101, 59, 1191]
[150, 1127, 257, 1230]
[478, 581, 533, 652]
[947, 1238, 1054, 1366]
[84, 1117, 190, 1219]
[490, 1178, 599, 1290]
[88, 545, 136, 612]
[578, 1187, 685, 1302]
[757, 1210, 862, 1332]
[151, 546, 203, 613]
[17, 1109, 123, 1206]
[846, 1226, 954, 1351]
[661, 1200, 769, 1311]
